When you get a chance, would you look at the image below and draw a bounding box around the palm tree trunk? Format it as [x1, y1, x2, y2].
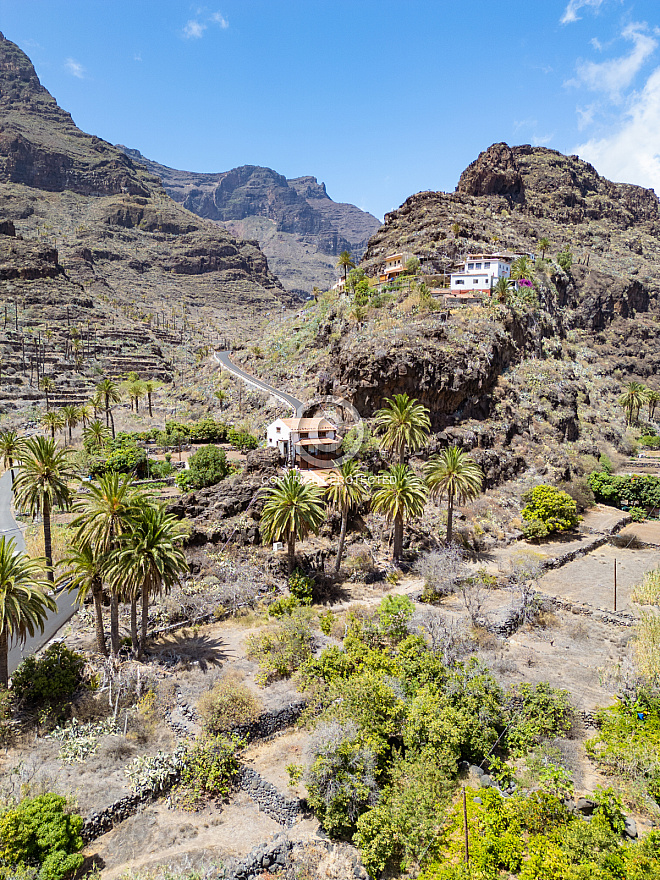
[43, 497, 54, 584]
[92, 580, 108, 656]
[287, 534, 296, 575]
[393, 513, 403, 561]
[110, 590, 120, 655]
[140, 584, 149, 658]
[446, 491, 454, 545]
[334, 505, 349, 575]
[0, 630, 8, 688]
[130, 598, 138, 655]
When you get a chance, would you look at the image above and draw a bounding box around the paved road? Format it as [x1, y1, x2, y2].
[214, 350, 304, 413]
[0, 470, 79, 675]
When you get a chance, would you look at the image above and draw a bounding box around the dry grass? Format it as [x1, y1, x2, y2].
[24, 521, 73, 564]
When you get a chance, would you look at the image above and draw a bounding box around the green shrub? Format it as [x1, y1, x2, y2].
[175, 445, 229, 492]
[288, 569, 313, 603]
[11, 644, 86, 706]
[197, 676, 262, 734]
[246, 607, 315, 684]
[227, 429, 258, 451]
[305, 722, 378, 838]
[557, 247, 573, 271]
[179, 733, 243, 803]
[0, 793, 84, 880]
[378, 594, 415, 642]
[521, 485, 579, 540]
[504, 682, 573, 757]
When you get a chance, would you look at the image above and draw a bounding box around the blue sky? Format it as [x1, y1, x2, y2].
[2, 0, 660, 219]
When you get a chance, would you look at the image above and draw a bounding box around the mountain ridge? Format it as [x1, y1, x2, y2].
[118, 147, 381, 295]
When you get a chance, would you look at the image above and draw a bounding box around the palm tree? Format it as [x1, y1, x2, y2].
[336, 250, 355, 284]
[13, 438, 74, 584]
[371, 464, 427, 561]
[260, 470, 325, 574]
[510, 256, 535, 282]
[126, 379, 146, 413]
[144, 380, 160, 417]
[647, 389, 660, 421]
[326, 460, 370, 575]
[77, 404, 92, 429]
[106, 505, 187, 656]
[538, 237, 550, 259]
[425, 446, 483, 544]
[96, 379, 121, 439]
[41, 410, 64, 441]
[60, 540, 107, 657]
[492, 277, 514, 303]
[61, 404, 80, 444]
[619, 381, 648, 426]
[41, 376, 55, 411]
[83, 419, 111, 451]
[0, 430, 24, 485]
[0, 537, 55, 686]
[374, 393, 431, 463]
[72, 473, 149, 654]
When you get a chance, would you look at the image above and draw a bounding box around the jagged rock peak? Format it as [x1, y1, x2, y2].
[456, 142, 524, 199]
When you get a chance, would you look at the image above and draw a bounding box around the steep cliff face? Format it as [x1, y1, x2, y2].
[0, 32, 286, 320]
[119, 148, 381, 295]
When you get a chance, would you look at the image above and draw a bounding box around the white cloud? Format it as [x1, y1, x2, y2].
[64, 57, 85, 79]
[561, 0, 605, 25]
[574, 65, 660, 192]
[211, 12, 229, 28]
[183, 19, 207, 39]
[572, 23, 657, 100]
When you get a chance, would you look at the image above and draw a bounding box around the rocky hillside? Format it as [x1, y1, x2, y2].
[119, 149, 381, 296]
[0, 32, 290, 412]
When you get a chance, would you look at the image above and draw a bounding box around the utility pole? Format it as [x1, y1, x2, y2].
[614, 558, 617, 613]
[463, 788, 469, 865]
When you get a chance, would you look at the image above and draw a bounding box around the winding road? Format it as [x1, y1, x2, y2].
[0, 470, 78, 675]
[214, 350, 304, 413]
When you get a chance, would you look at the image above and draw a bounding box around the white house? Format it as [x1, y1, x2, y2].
[266, 417, 340, 468]
[449, 253, 513, 295]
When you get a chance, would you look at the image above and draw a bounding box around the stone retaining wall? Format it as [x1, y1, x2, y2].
[82, 701, 309, 843]
[237, 767, 303, 827]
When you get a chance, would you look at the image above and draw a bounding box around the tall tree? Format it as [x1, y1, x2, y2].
[647, 389, 660, 422]
[336, 250, 355, 284]
[143, 380, 160, 418]
[96, 379, 121, 439]
[13, 438, 74, 584]
[0, 537, 55, 687]
[41, 410, 64, 442]
[374, 393, 431, 463]
[260, 470, 325, 574]
[371, 464, 427, 561]
[425, 446, 483, 544]
[60, 540, 108, 657]
[0, 430, 24, 485]
[619, 381, 648, 426]
[325, 460, 369, 575]
[106, 505, 187, 656]
[40, 376, 55, 411]
[72, 474, 148, 654]
[61, 404, 80, 445]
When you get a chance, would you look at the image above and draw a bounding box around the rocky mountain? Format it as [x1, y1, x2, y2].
[119, 149, 381, 296]
[0, 32, 288, 412]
